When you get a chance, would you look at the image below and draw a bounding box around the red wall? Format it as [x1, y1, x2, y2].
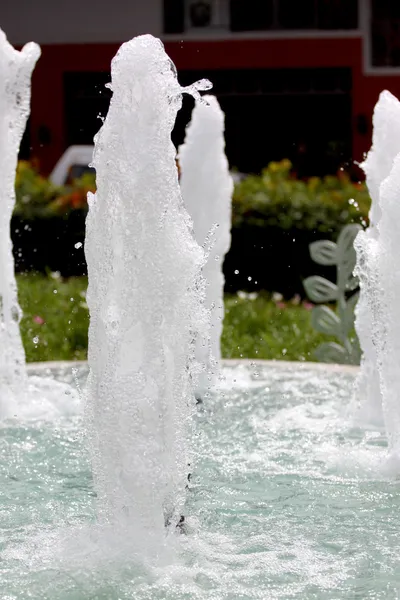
[29, 37, 400, 175]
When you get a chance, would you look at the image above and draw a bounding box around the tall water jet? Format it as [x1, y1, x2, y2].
[362, 151, 400, 458]
[179, 96, 233, 396]
[84, 35, 210, 544]
[354, 91, 400, 426]
[0, 29, 40, 412]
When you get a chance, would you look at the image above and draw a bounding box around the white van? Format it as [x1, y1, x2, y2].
[50, 145, 94, 186]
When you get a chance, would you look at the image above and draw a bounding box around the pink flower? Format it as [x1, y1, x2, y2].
[33, 315, 44, 325]
[276, 301, 286, 310]
[303, 301, 314, 311]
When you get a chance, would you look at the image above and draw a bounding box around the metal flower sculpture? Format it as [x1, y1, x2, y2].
[303, 224, 362, 365]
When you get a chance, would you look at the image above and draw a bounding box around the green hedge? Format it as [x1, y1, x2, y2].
[15, 159, 370, 232]
[14, 161, 95, 219]
[13, 160, 371, 294]
[232, 159, 370, 235]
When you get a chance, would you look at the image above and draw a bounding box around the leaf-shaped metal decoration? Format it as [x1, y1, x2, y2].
[303, 276, 338, 303]
[305, 223, 362, 365]
[309, 240, 337, 266]
[311, 305, 341, 336]
[314, 342, 349, 364]
[342, 291, 359, 336]
[337, 223, 362, 288]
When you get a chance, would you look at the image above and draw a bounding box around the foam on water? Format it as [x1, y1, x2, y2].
[84, 35, 210, 543]
[3, 363, 400, 599]
[0, 29, 40, 415]
[179, 95, 233, 396]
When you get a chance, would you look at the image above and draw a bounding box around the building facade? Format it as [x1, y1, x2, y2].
[1, 0, 400, 175]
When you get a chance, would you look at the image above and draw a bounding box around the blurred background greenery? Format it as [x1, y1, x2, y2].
[14, 158, 368, 364]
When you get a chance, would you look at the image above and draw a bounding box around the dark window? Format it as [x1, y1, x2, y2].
[318, 0, 358, 30]
[64, 68, 352, 177]
[372, 0, 400, 19]
[371, 0, 400, 66]
[163, 0, 358, 34]
[278, 0, 315, 29]
[229, 0, 358, 32]
[174, 67, 352, 176]
[230, 0, 274, 32]
[163, 0, 185, 34]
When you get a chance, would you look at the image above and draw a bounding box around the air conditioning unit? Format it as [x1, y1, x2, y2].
[189, 1, 212, 27]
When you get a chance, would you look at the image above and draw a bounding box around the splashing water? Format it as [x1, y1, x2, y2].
[1, 30, 400, 592]
[373, 152, 400, 460]
[179, 95, 233, 397]
[0, 29, 40, 415]
[84, 35, 210, 546]
[354, 91, 400, 427]
[354, 90, 400, 459]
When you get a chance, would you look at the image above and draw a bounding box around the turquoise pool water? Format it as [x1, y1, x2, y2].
[1, 362, 399, 599]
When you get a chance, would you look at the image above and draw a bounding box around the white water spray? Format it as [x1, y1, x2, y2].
[179, 96, 233, 396]
[354, 91, 400, 427]
[0, 28, 40, 413]
[84, 35, 210, 543]
[373, 152, 400, 456]
[355, 90, 400, 458]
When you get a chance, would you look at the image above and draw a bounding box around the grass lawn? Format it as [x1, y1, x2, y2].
[18, 273, 89, 362]
[17, 274, 329, 363]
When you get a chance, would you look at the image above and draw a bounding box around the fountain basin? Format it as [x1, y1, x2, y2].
[1, 360, 399, 599]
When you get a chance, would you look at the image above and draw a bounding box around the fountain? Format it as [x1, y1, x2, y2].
[354, 91, 400, 458]
[0, 30, 39, 413]
[354, 91, 400, 429]
[84, 34, 211, 540]
[2, 27, 400, 599]
[179, 95, 233, 396]
[0, 29, 80, 426]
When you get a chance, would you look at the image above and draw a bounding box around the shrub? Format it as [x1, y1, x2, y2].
[15, 158, 371, 230]
[12, 160, 372, 293]
[14, 161, 62, 219]
[48, 172, 95, 215]
[232, 159, 370, 234]
[225, 160, 371, 296]
[14, 161, 94, 219]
